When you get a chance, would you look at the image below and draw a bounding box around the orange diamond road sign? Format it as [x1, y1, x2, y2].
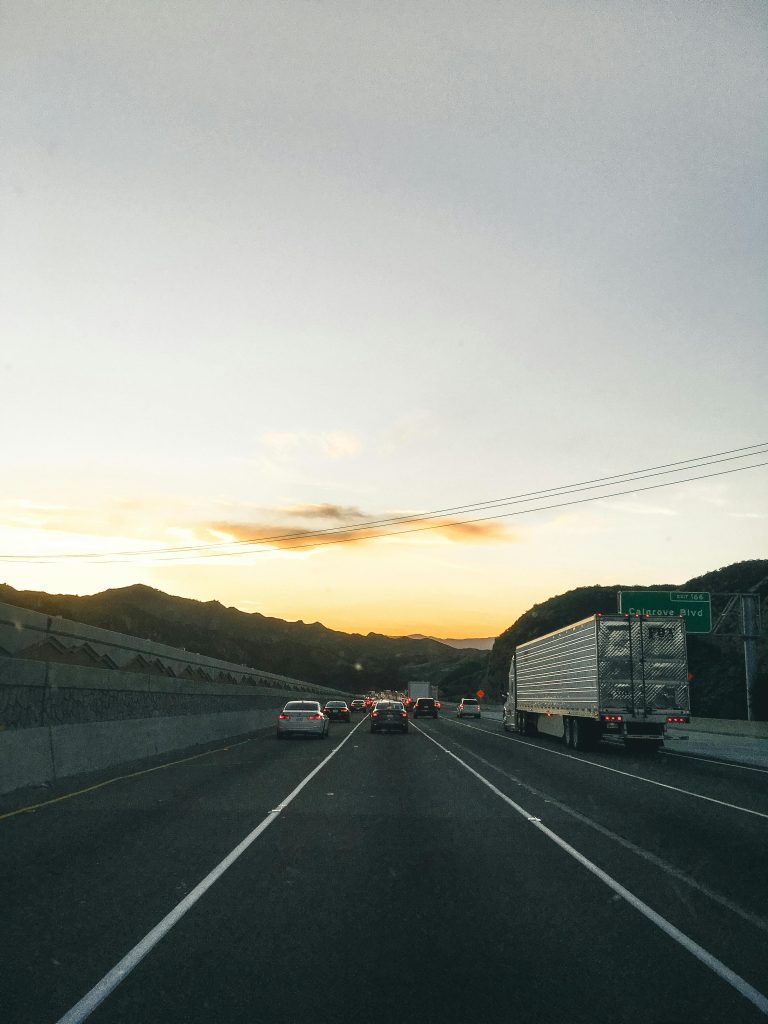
[476, 689, 485, 699]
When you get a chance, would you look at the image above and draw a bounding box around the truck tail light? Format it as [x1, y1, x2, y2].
[666, 716, 689, 723]
[602, 714, 623, 722]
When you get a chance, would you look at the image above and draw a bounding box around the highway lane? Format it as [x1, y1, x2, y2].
[437, 716, 768, 945]
[1, 725, 358, 1024]
[3, 713, 767, 1023]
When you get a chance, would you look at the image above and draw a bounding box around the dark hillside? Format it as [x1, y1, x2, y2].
[0, 583, 481, 694]
[488, 560, 768, 719]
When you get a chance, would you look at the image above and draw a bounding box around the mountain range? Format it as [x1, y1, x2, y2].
[406, 634, 495, 650]
[1, 557, 765, 715]
[0, 582, 483, 696]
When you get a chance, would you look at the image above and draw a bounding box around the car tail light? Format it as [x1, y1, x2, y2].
[602, 714, 623, 722]
[372, 711, 379, 717]
[435, 702, 441, 709]
[278, 714, 289, 720]
[666, 715, 689, 723]
[400, 711, 407, 717]
[308, 714, 324, 720]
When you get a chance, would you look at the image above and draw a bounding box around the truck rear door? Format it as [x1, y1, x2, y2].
[597, 617, 689, 715]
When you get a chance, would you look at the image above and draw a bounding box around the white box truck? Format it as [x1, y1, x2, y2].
[501, 614, 690, 751]
[408, 680, 437, 700]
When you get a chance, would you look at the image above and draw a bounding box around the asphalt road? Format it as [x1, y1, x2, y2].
[3, 712, 768, 1024]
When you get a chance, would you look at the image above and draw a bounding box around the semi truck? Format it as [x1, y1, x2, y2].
[408, 680, 437, 700]
[501, 614, 690, 751]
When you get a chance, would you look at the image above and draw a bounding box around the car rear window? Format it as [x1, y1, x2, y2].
[284, 701, 320, 711]
[416, 698, 434, 705]
[463, 699, 478, 705]
[325, 702, 346, 708]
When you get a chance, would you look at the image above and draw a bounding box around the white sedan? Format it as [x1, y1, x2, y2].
[276, 700, 329, 739]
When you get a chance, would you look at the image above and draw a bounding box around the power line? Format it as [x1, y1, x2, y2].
[2, 441, 767, 564]
[147, 457, 768, 561]
[11, 455, 767, 565]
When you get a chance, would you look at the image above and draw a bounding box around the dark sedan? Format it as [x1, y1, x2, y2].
[323, 701, 352, 722]
[370, 700, 409, 733]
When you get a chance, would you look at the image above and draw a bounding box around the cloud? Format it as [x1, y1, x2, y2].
[260, 430, 362, 461]
[606, 502, 678, 517]
[204, 509, 515, 552]
[319, 432, 361, 459]
[378, 411, 438, 456]
[281, 503, 366, 521]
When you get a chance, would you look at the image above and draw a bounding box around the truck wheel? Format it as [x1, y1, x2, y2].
[520, 712, 537, 736]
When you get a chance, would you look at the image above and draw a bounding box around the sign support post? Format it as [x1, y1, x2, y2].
[741, 594, 760, 722]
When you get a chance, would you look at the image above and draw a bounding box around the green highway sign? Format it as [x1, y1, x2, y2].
[617, 590, 711, 634]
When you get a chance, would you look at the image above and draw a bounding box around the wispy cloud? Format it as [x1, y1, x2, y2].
[378, 411, 438, 456]
[261, 430, 362, 460]
[204, 507, 514, 552]
[606, 502, 678, 517]
[281, 503, 366, 521]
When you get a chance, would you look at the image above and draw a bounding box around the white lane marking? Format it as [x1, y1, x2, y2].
[661, 749, 768, 774]
[440, 729, 768, 937]
[413, 723, 768, 1016]
[55, 716, 368, 1024]
[448, 718, 768, 822]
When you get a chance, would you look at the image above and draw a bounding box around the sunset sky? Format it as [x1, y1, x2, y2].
[2, 2, 766, 637]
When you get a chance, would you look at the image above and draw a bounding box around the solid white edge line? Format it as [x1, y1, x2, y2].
[440, 728, 768, 936]
[451, 718, 768, 821]
[661, 749, 768, 774]
[412, 722, 768, 1016]
[54, 716, 368, 1024]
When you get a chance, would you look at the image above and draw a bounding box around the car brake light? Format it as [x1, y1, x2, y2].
[308, 714, 324, 720]
[278, 714, 289, 720]
[372, 711, 379, 717]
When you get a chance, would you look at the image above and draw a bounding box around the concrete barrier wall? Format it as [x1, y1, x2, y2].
[0, 600, 349, 796]
[0, 599, 338, 692]
[681, 717, 768, 739]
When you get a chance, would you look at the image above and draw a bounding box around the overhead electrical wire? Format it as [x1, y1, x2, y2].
[97, 456, 768, 563]
[2, 441, 766, 563]
[2, 442, 766, 565]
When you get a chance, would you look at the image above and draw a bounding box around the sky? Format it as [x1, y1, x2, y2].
[1, 1, 766, 637]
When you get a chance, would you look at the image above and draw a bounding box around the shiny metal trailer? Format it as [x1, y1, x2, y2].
[501, 614, 690, 750]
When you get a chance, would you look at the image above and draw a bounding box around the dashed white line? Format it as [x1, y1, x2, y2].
[438, 728, 768, 937]
[54, 716, 368, 1024]
[450, 718, 768, 821]
[413, 722, 768, 1016]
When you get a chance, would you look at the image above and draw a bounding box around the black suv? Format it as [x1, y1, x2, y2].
[412, 697, 438, 718]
